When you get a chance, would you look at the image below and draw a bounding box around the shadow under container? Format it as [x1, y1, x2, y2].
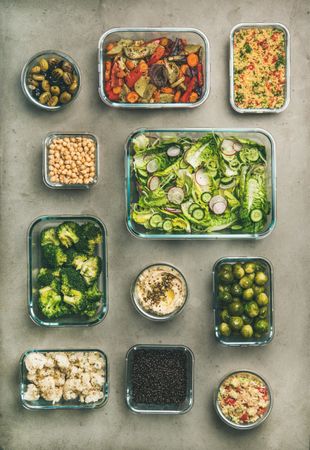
[213, 257, 274, 346]
[98, 27, 210, 108]
[229, 23, 290, 114]
[125, 128, 276, 239]
[125, 344, 194, 414]
[214, 369, 273, 430]
[20, 349, 109, 410]
[43, 132, 99, 189]
[27, 215, 108, 327]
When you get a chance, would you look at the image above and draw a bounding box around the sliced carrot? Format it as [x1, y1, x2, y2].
[116, 70, 126, 78]
[112, 86, 122, 94]
[180, 64, 189, 75]
[189, 91, 198, 102]
[126, 60, 135, 70]
[106, 43, 114, 52]
[127, 91, 139, 103]
[160, 37, 169, 46]
[187, 53, 199, 68]
[161, 87, 173, 94]
[174, 90, 181, 102]
[153, 90, 160, 103]
[139, 62, 148, 73]
[105, 61, 112, 81]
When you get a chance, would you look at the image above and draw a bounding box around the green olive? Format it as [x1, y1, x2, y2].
[39, 58, 49, 71]
[52, 68, 64, 79]
[218, 291, 232, 305]
[229, 316, 244, 331]
[257, 292, 269, 306]
[220, 309, 230, 323]
[31, 65, 41, 73]
[259, 306, 268, 319]
[28, 79, 39, 87]
[255, 271, 268, 286]
[62, 61, 73, 72]
[48, 57, 60, 67]
[69, 81, 78, 93]
[241, 314, 252, 325]
[239, 276, 253, 289]
[243, 287, 254, 301]
[228, 300, 244, 316]
[47, 96, 59, 107]
[244, 262, 256, 274]
[39, 91, 51, 104]
[254, 318, 269, 334]
[50, 86, 60, 96]
[32, 74, 45, 81]
[63, 72, 73, 85]
[219, 270, 234, 285]
[59, 91, 72, 104]
[241, 324, 253, 338]
[232, 264, 245, 280]
[230, 283, 243, 297]
[219, 322, 231, 337]
[41, 80, 50, 92]
[253, 285, 265, 296]
[244, 301, 260, 318]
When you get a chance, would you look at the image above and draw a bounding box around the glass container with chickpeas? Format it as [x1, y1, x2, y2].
[43, 133, 99, 189]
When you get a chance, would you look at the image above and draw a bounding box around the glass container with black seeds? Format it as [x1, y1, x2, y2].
[132, 349, 187, 405]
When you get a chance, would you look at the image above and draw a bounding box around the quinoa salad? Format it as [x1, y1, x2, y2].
[217, 371, 270, 425]
[233, 27, 286, 110]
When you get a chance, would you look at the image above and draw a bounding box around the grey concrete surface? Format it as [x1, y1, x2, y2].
[0, 0, 309, 449]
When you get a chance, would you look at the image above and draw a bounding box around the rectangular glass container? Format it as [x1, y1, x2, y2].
[125, 128, 276, 239]
[43, 132, 99, 189]
[230, 23, 290, 113]
[213, 257, 274, 346]
[20, 349, 109, 410]
[125, 344, 194, 414]
[98, 27, 210, 108]
[27, 215, 108, 327]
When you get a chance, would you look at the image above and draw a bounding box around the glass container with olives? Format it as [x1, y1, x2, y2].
[21, 50, 81, 110]
[213, 257, 274, 346]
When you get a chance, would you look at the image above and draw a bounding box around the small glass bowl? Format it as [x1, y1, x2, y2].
[214, 370, 273, 430]
[20, 349, 109, 410]
[125, 344, 194, 414]
[213, 257, 274, 346]
[131, 263, 188, 321]
[27, 215, 108, 327]
[43, 132, 99, 189]
[21, 50, 81, 111]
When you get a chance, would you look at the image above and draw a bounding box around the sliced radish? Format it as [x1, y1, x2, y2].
[233, 141, 242, 152]
[167, 146, 181, 157]
[147, 176, 160, 191]
[195, 168, 210, 186]
[167, 187, 184, 205]
[212, 201, 227, 215]
[221, 139, 236, 156]
[165, 207, 181, 214]
[209, 195, 227, 211]
[146, 159, 159, 173]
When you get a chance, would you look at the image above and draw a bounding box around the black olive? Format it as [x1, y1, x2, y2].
[33, 88, 42, 98]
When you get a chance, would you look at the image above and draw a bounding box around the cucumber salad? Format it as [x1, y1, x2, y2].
[130, 133, 270, 234]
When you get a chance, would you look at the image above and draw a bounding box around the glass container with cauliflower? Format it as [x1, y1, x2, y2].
[20, 350, 108, 409]
[215, 371, 272, 429]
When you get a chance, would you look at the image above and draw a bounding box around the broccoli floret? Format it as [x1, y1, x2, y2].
[85, 283, 102, 303]
[61, 267, 87, 292]
[40, 227, 60, 247]
[38, 286, 65, 319]
[37, 268, 54, 287]
[83, 302, 99, 318]
[63, 289, 86, 313]
[65, 248, 79, 266]
[72, 254, 88, 270]
[42, 244, 67, 268]
[56, 221, 80, 248]
[81, 222, 103, 245]
[74, 256, 102, 286]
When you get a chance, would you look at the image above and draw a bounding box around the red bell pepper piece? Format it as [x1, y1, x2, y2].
[148, 45, 165, 65]
[197, 63, 203, 87]
[125, 67, 143, 88]
[180, 76, 197, 103]
[105, 81, 120, 101]
[105, 61, 112, 81]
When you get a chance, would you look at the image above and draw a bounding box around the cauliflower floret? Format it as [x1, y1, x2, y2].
[84, 390, 104, 404]
[44, 357, 55, 368]
[41, 387, 63, 404]
[69, 365, 82, 377]
[54, 353, 70, 370]
[24, 384, 40, 401]
[27, 370, 39, 383]
[88, 353, 105, 370]
[91, 373, 105, 388]
[38, 375, 56, 393]
[25, 353, 47, 372]
[63, 378, 82, 400]
[53, 369, 66, 386]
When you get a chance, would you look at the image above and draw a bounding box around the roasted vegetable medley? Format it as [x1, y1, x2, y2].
[215, 260, 271, 341]
[26, 55, 79, 107]
[130, 133, 270, 234]
[36, 221, 103, 320]
[104, 37, 204, 103]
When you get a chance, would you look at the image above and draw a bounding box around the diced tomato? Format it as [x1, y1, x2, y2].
[257, 386, 267, 395]
[224, 397, 236, 405]
[240, 412, 249, 422]
[258, 407, 267, 416]
[247, 64, 254, 70]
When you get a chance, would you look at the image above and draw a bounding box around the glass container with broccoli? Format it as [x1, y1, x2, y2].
[213, 257, 273, 346]
[28, 216, 108, 326]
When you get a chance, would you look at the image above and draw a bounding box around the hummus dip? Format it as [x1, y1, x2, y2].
[133, 264, 187, 316]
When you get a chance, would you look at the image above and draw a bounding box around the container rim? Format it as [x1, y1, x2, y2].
[21, 49, 81, 111]
[98, 27, 210, 109]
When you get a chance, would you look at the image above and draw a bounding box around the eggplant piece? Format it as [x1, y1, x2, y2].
[159, 93, 174, 103]
[124, 45, 150, 59]
[164, 62, 180, 84]
[184, 44, 201, 54]
[134, 76, 150, 97]
[149, 64, 168, 87]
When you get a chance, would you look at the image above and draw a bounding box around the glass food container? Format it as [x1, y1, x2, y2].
[27, 215, 108, 327]
[213, 257, 274, 346]
[21, 50, 81, 111]
[98, 27, 210, 108]
[125, 128, 276, 239]
[20, 349, 109, 410]
[43, 132, 99, 189]
[131, 263, 188, 321]
[214, 370, 273, 429]
[125, 344, 194, 414]
[230, 23, 290, 113]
